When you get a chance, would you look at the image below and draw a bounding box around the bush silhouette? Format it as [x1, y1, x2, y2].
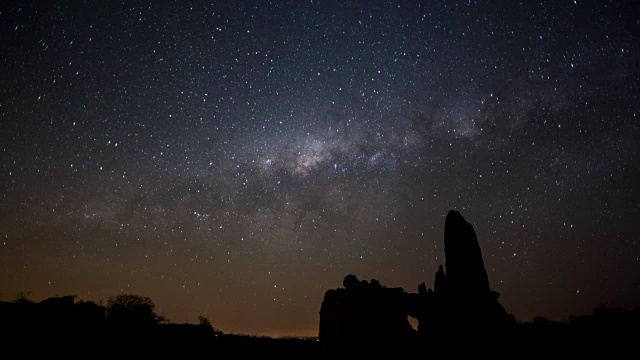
[198, 315, 211, 326]
[106, 294, 166, 326]
[13, 291, 34, 304]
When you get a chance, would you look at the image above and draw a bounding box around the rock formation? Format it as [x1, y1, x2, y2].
[444, 210, 490, 294]
[319, 210, 515, 343]
[318, 275, 416, 342]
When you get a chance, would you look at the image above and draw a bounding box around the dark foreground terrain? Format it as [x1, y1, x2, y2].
[2, 288, 639, 357]
[2, 311, 639, 358]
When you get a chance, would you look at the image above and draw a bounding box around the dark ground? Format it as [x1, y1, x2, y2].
[2, 309, 639, 357]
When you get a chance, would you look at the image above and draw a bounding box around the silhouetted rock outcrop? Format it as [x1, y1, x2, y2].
[438, 210, 514, 333]
[444, 210, 490, 295]
[319, 275, 415, 342]
[319, 210, 515, 343]
[434, 264, 447, 294]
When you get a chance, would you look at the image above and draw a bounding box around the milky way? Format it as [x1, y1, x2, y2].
[1, 1, 639, 336]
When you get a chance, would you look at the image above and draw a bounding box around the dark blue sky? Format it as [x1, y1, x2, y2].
[1, 0, 638, 336]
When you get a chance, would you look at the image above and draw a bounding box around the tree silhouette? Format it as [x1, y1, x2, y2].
[13, 290, 34, 304]
[106, 294, 166, 326]
[198, 315, 211, 326]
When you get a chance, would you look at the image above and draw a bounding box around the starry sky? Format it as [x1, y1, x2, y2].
[1, 0, 639, 337]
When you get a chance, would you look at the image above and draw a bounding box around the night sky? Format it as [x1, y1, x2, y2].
[1, 0, 639, 337]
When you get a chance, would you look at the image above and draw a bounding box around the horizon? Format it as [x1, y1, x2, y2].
[1, 1, 638, 338]
[2, 275, 636, 339]
[1, 207, 635, 338]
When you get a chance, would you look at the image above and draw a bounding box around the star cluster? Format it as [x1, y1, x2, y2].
[1, 1, 639, 336]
